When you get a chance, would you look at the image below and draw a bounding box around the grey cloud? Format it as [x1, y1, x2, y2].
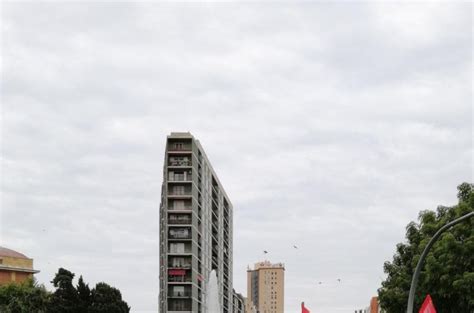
[1, 2, 472, 313]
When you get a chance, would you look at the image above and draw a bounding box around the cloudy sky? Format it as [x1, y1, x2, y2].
[0, 1, 472, 313]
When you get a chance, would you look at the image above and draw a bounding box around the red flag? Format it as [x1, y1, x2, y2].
[419, 295, 437, 313]
[302, 302, 310, 313]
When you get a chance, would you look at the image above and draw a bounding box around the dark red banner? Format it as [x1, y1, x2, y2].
[168, 269, 186, 276]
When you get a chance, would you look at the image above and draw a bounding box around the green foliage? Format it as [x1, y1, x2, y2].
[0, 269, 130, 313]
[89, 282, 130, 313]
[48, 268, 130, 313]
[378, 183, 474, 313]
[0, 279, 50, 313]
[76, 276, 91, 313]
[49, 268, 78, 313]
[457, 182, 473, 203]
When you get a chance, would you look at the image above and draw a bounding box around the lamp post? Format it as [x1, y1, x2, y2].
[406, 211, 474, 313]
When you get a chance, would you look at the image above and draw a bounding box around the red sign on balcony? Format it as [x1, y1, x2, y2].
[169, 269, 186, 276]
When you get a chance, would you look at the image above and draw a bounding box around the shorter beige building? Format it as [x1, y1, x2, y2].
[247, 261, 285, 313]
[0, 246, 39, 285]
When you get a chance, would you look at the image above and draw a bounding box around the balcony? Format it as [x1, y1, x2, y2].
[168, 176, 192, 182]
[168, 206, 192, 211]
[168, 185, 191, 196]
[168, 141, 192, 153]
[169, 234, 191, 240]
[169, 228, 191, 240]
[169, 242, 192, 254]
[168, 284, 192, 298]
[167, 148, 192, 155]
[168, 291, 192, 298]
[168, 160, 192, 167]
[168, 170, 192, 182]
[168, 145, 191, 152]
[168, 275, 192, 283]
[168, 268, 192, 283]
[168, 199, 192, 211]
[168, 298, 192, 312]
[168, 263, 192, 269]
[168, 194, 192, 199]
[168, 218, 192, 225]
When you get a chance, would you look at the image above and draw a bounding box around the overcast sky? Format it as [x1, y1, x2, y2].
[0, 2, 472, 313]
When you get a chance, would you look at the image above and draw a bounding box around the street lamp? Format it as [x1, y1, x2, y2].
[406, 211, 474, 313]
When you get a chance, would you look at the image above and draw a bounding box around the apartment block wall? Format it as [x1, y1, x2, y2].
[159, 132, 233, 313]
[247, 261, 285, 313]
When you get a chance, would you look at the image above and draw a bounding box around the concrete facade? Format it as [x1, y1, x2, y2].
[159, 132, 233, 313]
[247, 261, 285, 313]
[0, 246, 39, 285]
[233, 290, 245, 313]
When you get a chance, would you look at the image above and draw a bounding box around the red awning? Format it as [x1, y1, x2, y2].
[169, 269, 186, 276]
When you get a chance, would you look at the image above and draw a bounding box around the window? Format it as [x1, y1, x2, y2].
[173, 186, 186, 195]
[173, 200, 185, 210]
[170, 243, 185, 253]
[173, 286, 185, 296]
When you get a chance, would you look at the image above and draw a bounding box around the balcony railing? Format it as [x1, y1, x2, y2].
[169, 291, 192, 297]
[168, 206, 192, 211]
[169, 176, 192, 182]
[168, 263, 192, 269]
[169, 228, 191, 239]
[169, 158, 192, 165]
[168, 307, 192, 312]
[168, 276, 192, 283]
[169, 233, 191, 240]
[169, 145, 191, 151]
[168, 219, 191, 225]
[169, 249, 192, 254]
[168, 191, 192, 196]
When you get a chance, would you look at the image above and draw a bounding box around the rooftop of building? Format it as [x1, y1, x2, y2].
[168, 132, 194, 139]
[0, 246, 30, 259]
[166, 131, 233, 206]
[250, 260, 285, 271]
[0, 246, 39, 274]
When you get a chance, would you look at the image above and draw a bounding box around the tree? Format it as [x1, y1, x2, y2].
[89, 282, 130, 313]
[0, 268, 130, 312]
[378, 183, 474, 313]
[48, 268, 78, 313]
[76, 276, 91, 313]
[0, 278, 50, 313]
[47, 268, 130, 313]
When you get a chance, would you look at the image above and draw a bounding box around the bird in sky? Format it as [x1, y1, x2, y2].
[318, 281, 323, 285]
[263, 250, 268, 254]
[293, 245, 298, 249]
[337, 278, 341, 282]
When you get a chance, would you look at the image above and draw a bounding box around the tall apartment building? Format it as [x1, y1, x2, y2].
[247, 261, 285, 313]
[159, 132, 233, 313]
[232, 290, 245, 313]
